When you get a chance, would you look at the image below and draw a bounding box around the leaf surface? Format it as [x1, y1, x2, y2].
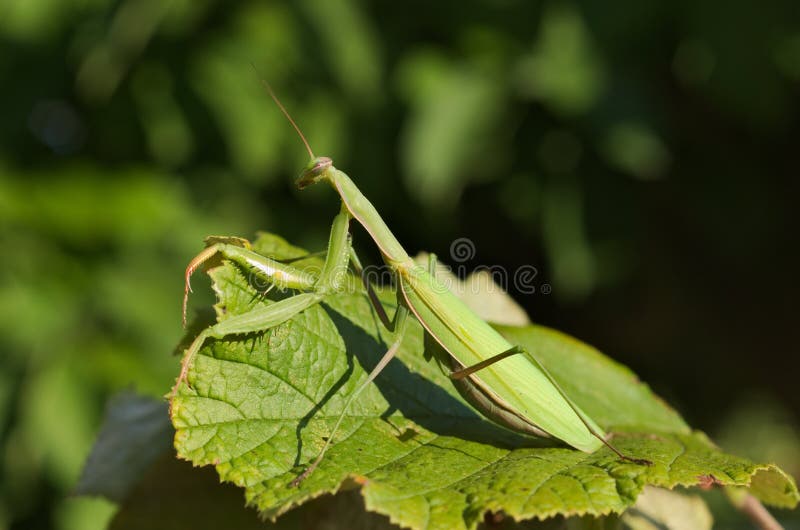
[171, 233, 798, 530]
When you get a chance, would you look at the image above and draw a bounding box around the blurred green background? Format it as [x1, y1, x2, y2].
[0, 0, 798, 528]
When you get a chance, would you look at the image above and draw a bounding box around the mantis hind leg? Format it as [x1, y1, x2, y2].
[449, 346, 521, 380]
[449, 345, 652, 466]
[291, 305, 411, 486]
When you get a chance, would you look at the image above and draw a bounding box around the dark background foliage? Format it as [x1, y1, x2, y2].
[0, 0, 797, 528]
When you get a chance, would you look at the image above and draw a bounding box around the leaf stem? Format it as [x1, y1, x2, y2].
[736, 494, 784, 530]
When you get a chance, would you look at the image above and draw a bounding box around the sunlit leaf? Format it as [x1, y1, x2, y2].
[171, 233, 798, 530]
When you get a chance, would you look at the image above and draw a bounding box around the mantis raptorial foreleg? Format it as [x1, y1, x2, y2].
[173, 292, 325, 397]
[182, 237, 318, 327]
[174, 210, 355, 397]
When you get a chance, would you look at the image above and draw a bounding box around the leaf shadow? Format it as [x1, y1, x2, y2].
[321, 305, 564, 452]
[291, 339, 356, 467]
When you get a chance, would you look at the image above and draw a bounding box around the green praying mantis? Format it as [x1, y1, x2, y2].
[173, 81, 650, 486]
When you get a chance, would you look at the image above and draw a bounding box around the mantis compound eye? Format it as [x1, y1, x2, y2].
[296, 156, 333, 189]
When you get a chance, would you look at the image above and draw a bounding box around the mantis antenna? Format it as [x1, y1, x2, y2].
[249, 63, 315, 159]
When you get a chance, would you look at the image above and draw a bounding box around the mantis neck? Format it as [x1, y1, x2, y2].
[331, 169, 412, 266]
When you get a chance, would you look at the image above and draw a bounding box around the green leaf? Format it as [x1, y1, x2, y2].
[170, 233, 798, 530]
[109, 456, 712, 529]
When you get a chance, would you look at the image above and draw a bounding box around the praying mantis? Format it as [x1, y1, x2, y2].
[173, 82, 650, 486]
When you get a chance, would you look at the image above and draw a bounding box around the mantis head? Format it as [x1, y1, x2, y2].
[297, 156, 333, 189]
